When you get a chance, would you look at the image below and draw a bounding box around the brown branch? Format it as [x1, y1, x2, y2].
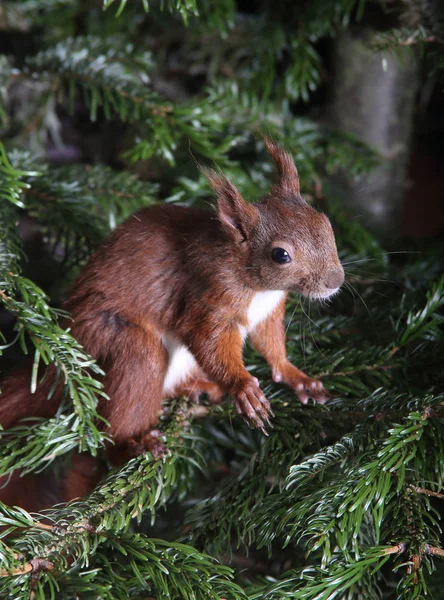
[33, 521, 55, 532]
[399, 36, 441, 46]
[0, 563, 33, 577]
[0, 289, 11, 302]
[0, 557, 53, 579]
[411, 486, 444, 500]
[382, 543, 406, 555]
[408, 554, 421, 580]
[404, 544, 444, 582]
[425, 545, 444, 558]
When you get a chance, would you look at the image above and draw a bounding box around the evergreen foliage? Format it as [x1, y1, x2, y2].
[0, 0, 443, 598]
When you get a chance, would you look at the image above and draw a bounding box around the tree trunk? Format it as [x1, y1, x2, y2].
[329, 28, 419, 239]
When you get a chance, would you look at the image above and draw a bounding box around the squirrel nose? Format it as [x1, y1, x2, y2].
[324, 267, 344, 289]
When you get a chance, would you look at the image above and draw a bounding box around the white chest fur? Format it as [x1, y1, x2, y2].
[161, 290, 285, 395]
[246, 290, 285, 332]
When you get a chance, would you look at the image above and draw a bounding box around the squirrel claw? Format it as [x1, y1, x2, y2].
[259, 424, 269, 436]
[232, 378, 273, 434]
[292, 377, 330, 405]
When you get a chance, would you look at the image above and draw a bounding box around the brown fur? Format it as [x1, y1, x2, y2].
[0, 455, 104, 513]
[0, 139, 344, 511]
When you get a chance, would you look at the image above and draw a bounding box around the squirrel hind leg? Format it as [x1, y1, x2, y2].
[170, 370, 225, 404]
[99, 321, 168, 445]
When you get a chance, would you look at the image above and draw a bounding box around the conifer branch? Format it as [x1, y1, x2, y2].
[397, 275, 444, 346]
[0, 147, 109, 471]
[1, 1, 444, 596]
[8, 151, 158, 265]
[248, 546, 395, 600]
[102, 0, 199, 23]
[0, 413, 246, 599]
[373, 25, 444, 50]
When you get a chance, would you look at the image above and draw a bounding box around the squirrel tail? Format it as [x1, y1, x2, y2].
[0, 455, 104, 513]
[0, 366, 104, 512]
[0, 364, 62, 429]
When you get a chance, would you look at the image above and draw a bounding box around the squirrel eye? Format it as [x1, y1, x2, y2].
[272, 247, 291, 264]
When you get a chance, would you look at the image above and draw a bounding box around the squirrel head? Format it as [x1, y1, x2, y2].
[204, 138, 344, 300]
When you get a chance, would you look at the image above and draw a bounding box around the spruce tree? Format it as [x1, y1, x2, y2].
[0, 1, 443, 598]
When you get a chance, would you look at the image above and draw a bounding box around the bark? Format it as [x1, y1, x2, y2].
[329, 28, 419, 239]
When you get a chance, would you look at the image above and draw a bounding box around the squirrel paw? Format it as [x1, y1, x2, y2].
[180, 380, 224, 404]
[290, 377, 331, 405]
[127, 429, 169, 461]
[272, 365, 331, 405]
[232, 378, 274, 434]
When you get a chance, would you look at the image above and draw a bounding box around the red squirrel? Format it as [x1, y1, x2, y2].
[0, 138, 344, 510]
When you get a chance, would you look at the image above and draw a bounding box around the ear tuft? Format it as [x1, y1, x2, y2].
[263, 136, 300, 194]
[201, 167, 242, 209]
[201, 167, 258, 240]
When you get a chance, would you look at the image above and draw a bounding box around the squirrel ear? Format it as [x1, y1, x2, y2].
[202, 168, 258, 241]
[263, 136, 300, 194]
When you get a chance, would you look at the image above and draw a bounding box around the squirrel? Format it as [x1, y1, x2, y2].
[0, 138, 344, 511]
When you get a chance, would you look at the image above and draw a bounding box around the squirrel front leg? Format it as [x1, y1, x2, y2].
[249, 298, 330, 404]
[185, 322, 272, 431]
